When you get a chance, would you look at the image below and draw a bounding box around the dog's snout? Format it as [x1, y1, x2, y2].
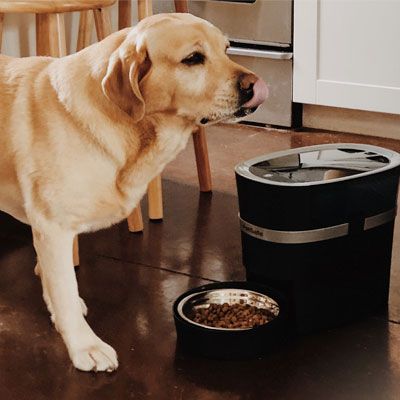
[238, 74, 257, 106]
[238, 74, 269, 109]
[239, 73, 258, 91]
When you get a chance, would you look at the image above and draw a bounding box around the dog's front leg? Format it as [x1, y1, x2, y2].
[34, 262, 88, 322]
[32, 225, 118, 372]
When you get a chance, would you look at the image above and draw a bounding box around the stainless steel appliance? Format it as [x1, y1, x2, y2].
[189, 0, 295, 127]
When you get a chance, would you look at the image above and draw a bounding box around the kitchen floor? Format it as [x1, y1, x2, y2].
[1, 123, 400, 400]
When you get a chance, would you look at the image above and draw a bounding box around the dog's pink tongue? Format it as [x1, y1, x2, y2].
[243, 78, 269, 108]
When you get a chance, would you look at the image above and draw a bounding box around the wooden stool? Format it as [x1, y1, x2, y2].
[0, 1, 116, 266]
[124, 0, 212, 233]
[0, 1, 115, 56]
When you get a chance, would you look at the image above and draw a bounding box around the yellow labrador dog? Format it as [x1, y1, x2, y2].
[0, 13, 267, 372]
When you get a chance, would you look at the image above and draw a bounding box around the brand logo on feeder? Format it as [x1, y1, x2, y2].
[240, 220, 263, 238]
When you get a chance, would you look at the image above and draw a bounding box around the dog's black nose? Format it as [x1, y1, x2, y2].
[238, 73, 257, 106]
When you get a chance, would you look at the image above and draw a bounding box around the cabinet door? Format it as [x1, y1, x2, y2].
[293, 0, 400, 115]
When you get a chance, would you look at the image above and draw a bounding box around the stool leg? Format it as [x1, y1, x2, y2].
[127, 204, 144, 233]
[37, 13, 76, 264]
[0, 13, 4, 52]
[56, 14, 67, 57]
[174, 0, 189, 13]
[94, 7, 112, 41]
[137, 0, 160, 223]
[73, 236, 79, 267]
[148, 175, 163, 220]
[193, 126, 212, 192]
[77, 10, 93, 51]
[119, 0, 132, 30]
[175, 0, 213, 193]
[36, 13, 60, 57]
[138, 0, 153, 20]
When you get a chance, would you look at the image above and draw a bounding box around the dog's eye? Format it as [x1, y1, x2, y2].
[181, 52, 205, 66]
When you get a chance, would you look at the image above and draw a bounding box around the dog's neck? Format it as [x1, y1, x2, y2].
[48, 48, 131, 163]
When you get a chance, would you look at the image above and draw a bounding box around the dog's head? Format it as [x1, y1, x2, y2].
[102, 13, 268, 125]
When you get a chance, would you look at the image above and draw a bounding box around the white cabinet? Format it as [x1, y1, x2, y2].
[293, 0, 400, 115]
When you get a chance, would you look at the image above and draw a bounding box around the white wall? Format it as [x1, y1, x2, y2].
[0, 1, 175, 57]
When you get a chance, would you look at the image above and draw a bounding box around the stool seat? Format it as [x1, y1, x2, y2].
[0, 0, 115, 14]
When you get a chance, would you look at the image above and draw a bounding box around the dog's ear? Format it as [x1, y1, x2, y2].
[102, 37, 151, 122]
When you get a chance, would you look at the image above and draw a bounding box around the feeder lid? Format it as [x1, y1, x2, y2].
[235, 143, 400, 186]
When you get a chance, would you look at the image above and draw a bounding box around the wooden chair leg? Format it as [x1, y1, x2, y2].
[37, 12, 74, 264]
[94, 7, 112, 41]
[56, 14, 67, 57]
[137, 0, 161, 223]
[148, 175, 163, 220]
[174, 1, 212, 193]
[77, 10, 94, 51]
[174, 0, 189, 13]
[73, 236, 80, 267]
[0, 13, 4, 52]
[36, 13, 61, 57]
[138, 0, 153, 20]
[119, 0, 132, 30]
[127, 204, 144, 232]
[193, 126, 212, 192]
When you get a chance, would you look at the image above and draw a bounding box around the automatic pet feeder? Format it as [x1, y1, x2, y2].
[235, 143, 400, 333]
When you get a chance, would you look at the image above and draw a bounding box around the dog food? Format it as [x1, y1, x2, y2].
[191, 302, 275, 329]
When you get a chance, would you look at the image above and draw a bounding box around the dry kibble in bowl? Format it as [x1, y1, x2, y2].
[174, 283, 287, 359]
[190, 302, 276, 329]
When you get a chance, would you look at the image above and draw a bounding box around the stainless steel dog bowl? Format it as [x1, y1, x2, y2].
[173, 282, 288, 358]
[177, 288, 280, 331]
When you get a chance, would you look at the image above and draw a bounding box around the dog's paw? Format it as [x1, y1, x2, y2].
[70, 339, 118, 372]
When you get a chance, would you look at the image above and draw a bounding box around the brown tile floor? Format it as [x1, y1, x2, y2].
[1, 123, 400, 400]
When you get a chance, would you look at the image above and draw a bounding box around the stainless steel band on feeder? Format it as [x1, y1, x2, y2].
[363, 208, 397, 230]
[239, 208, 397, 244]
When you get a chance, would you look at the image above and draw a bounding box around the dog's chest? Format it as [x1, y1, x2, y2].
[116, 124, 192, 216]
[72, 122, 192, 233]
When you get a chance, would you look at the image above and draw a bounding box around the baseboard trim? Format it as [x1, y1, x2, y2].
[303, 105, 400, 140]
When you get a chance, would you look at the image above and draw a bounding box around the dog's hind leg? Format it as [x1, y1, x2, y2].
[32, 225, 118, 372]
